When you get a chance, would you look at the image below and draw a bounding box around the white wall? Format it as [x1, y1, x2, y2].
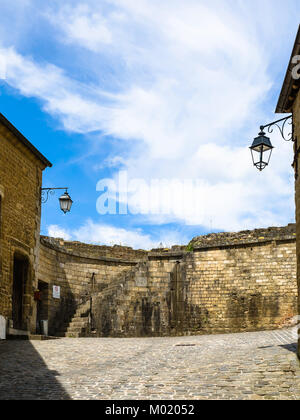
[0, 316, 6, 339]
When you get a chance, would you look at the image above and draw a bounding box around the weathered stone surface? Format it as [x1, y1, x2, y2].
[37, 238, 138, 337]
[37, 228, 297, 338]
[292, 91, 300, 358]
[275, 27, 300, 358]
[189, 224, 296, 248]
[0, 117, 49, 333]
[41, 236, 148, 261]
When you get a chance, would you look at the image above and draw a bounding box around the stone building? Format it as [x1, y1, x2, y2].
[276, 25, 300, 357]
[0, 112, 52, 338]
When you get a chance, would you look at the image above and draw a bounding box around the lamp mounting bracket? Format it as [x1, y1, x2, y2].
[260, 115, 293, 142]
[41, 187, 69, 204]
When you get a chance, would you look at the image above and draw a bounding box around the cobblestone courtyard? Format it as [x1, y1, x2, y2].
[0, 328, 299, 400]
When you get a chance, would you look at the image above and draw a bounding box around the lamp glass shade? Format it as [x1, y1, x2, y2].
[250, 131, 274, 171]
[59, 191, 73, 214]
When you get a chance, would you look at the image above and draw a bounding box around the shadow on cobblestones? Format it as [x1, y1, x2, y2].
[0, 340, 70, 400]
[0, 328, 299, 400]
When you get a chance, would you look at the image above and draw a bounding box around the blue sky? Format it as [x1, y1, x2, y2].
[0, 0, 298, 249]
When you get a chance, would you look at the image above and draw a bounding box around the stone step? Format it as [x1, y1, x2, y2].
[29, 335, 61, 341]
[72, 315, 89, 320]
[75, 303, 90, 312]
[69, 318, 89, 325]
[7, 328, 29, 338]
[67, 323, 88, 329]
[67, 326, 87, 333]
[65, 333, 79, 338]
[70, 316, 89, 322]
[65, 332, 86, 338]
[68, 320, 89, 327]
[55, 316, 90, 336]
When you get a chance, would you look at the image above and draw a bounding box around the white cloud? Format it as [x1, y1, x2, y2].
[48, 224, 72, 241]
[46, 4, 113, 52]
[0, 46, 107, 132]
[0, 0, 297, 233]
[47, 220, 188, 250]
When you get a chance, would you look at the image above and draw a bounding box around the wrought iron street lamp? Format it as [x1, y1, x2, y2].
[250, 115, 293, 171]
[250, 129, 274, 171]
[41, 188, 73, 214]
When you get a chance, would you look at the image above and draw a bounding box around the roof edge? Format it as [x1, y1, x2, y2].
[276, 25, 300, 114]
[0, 112, 52, 168]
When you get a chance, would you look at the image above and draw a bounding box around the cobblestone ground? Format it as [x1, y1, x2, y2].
[0, 328, 299, 400]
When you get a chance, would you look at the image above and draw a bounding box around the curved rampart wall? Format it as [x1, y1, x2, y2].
[37, 226, 298, 337]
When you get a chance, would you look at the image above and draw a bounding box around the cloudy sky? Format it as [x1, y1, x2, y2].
[0, 0, 298, 249]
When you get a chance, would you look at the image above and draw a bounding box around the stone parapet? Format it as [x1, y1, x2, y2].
[40, 236, 148, 262]
[189, 224, 296, 249]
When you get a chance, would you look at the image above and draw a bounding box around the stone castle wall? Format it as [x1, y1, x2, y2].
[37, 226, 298, 337]
[184, 239, 296, 334]
[52, 238, 148, 261]
[293, 91, 300, 357]
[0, 121, 46, 333]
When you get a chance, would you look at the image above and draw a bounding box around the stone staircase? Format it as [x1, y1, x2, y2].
[57, 300, 91, 338]
[57, 262, 146, 338]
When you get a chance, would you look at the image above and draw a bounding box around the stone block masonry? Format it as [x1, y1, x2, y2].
[184, 240, 296, 334]
[0, 117, 50, 334]
[273, 26, 300, 358]
[37, 225, 298, 338]
[37, 237, 141, 337]
[293, 91, 300, 358]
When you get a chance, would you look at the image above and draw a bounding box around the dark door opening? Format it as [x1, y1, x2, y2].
[12, 255, 29, 330]
[36, 281, 49, 334]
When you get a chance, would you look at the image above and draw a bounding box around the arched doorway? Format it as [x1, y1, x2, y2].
[12, 254, 29, 330]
